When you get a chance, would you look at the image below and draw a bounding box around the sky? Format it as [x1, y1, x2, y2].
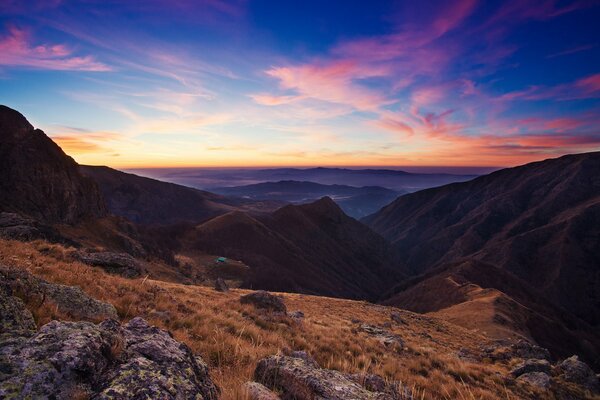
[0, 0, 599, 168]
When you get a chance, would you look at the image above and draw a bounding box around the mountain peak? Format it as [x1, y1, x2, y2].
[0, 105, 34, 140]
[0, 106, 107, 223]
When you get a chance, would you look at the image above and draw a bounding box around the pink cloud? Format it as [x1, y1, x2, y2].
[250, 93, 303, 106]
[0, 26, 110, 71]
[265, 60, 390, 111]
[375, 117, 415, 137]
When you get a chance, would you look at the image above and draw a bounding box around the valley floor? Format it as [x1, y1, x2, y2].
[0, 238, 595, 400]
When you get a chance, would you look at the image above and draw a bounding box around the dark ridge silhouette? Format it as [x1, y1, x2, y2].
[0, 105, 106, 223]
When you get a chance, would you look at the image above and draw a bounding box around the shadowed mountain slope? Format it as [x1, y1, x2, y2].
[80, 166, 284, 226]
[382, 260, 600, 367]
[365, 152, 600, 327]
[80, 165, 239, 225]
[0, 105, 106, 223]
[181, 197, 403, 300]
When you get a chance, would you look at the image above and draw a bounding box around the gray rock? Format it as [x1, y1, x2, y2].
[347, 374, 414, 399]
[214, 277, 229, 292]
[555, 355, 600, 393]
[390, 312, 407, 326]
[359, 324, 404, 349]
[483, 339, 551, 361]
[254, 355, 391, 400]
[517, 372, 551, 390]
[347, 374, 387, 393]
[75, 251, 144, 278]
[510, 359, 551, 377]
[244, 381, 281, 400]
[0, 317, 219, 400]
[0, 284, 36, 336]
[288, 310, 305, 320]
[0, 264, 117, 321]
[240, 291, 287, 313]
[0, 212, 66, 242]
[289, 350, 318, 367]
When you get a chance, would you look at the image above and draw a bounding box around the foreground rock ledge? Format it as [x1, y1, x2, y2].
[254, 355, 413, 400]
[0, 316, 219, 399]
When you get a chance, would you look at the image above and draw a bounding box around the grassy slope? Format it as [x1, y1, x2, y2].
[0, 238, 582, 400]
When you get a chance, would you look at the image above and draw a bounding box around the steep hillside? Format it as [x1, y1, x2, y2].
[0, 105, 106, 223]
[365, 152, 600, 327]
[181, 197, 403, 300]
[382, 260, 600, 367]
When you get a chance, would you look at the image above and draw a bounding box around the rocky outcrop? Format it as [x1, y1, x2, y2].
[0, 105, 106, 224]
[510, 359, 551, 377]
[240, 291, 287, 313]
[254, 354, 413, 400]
[517, 372, 551, 389]
[484, 339, 551, 362]
[0, 282, 36, 336]
[0, 264, 117, 321]
[288, 310, 305, 321]
[0, 212, 69, 243]
[358, 324, 404, 349]
[0, 316, 219, 399]
[75, 251, 144, 278]
[214, 277, 229, 292]
[243, 381, 281, 400]
[555, 355, 600, 393]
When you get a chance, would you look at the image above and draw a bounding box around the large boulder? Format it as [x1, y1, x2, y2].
[0, 212, 69, 243]
[254, 354, 413, 400]
[0, 317, 219, 399]
[555, 355, 600, 393]
[243, 381, 281, 400]
[214, 277, 229, 292]
[75, 251, 144, 278]
[240, 291, 287, 313]
[0, 283, 36, 336]
[517, 372, 552, 390]
[483, 339, 551, 362]
[510, 359, 551, 377]
[0, 264, 117, 321]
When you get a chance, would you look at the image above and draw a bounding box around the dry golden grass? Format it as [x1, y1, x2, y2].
[0, 239, 576, 400]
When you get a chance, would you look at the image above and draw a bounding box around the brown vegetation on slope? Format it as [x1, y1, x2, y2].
[1, 237, 583, 400]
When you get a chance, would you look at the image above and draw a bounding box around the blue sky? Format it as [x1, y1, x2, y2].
[0, 0, 599, 167]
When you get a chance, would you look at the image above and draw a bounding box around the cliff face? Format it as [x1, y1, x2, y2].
[0, 105, 106, 223]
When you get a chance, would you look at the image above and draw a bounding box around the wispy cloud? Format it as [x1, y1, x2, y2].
[0, 26, 110, 71]
[546, 43, 597, 58]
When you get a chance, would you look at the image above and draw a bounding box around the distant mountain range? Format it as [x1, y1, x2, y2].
[128, 166, 478, 192]
[210, 180, 402, 218]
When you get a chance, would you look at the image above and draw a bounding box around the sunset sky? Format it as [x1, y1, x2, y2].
[1, 0, 599, 168]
